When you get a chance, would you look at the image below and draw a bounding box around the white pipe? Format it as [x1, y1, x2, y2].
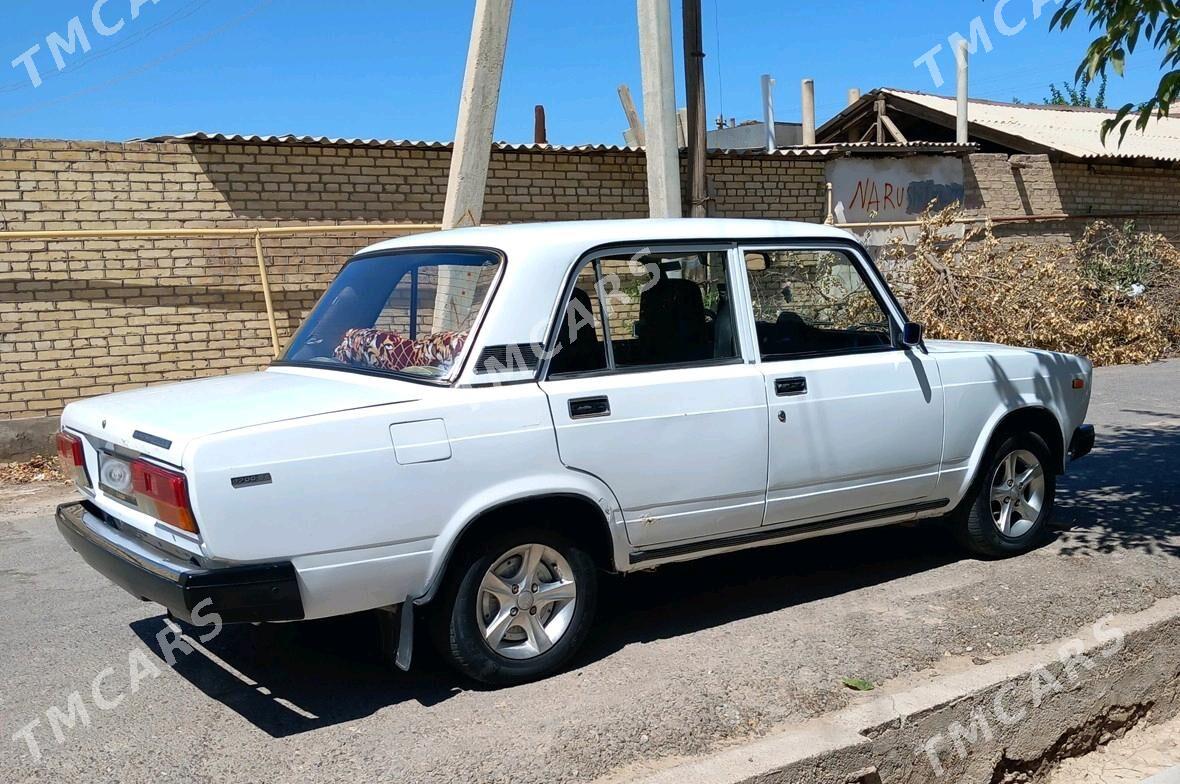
[761, 74, 776, 153]
[956, 40, 969, 144]
[637, 0, 682, 218]
[801, 78, 816, 146]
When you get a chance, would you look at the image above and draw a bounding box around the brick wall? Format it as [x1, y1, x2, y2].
[0, 138, 827, 424]
[964, 153, 1180, 244]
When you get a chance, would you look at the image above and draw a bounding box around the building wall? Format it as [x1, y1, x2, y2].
[0, 138, 826, 426]
[963, 153, 1180, 244]
[1053, 159, 1180, 242]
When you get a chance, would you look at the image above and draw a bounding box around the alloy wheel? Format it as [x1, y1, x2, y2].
[989, 448, 1045, 538]
[476, 543, 578, 660]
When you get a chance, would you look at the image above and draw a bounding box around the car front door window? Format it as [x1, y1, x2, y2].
[745, 249, 894, 360]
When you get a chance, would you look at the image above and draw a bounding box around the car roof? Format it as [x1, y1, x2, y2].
[357, 218, 854, 258]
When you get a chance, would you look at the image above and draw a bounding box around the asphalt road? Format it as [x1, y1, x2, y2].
[2, 360, 1179, 784]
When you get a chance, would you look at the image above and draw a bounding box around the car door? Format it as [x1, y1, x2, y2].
[735, 243, 945, 527]
[538, 244, 769, 548]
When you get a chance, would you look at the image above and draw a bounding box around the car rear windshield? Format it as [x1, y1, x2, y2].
[283, 250, 501, 381]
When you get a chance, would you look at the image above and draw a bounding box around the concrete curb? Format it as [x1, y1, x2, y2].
[0, 415, 57, 462]
[613, 595, 1180, 784]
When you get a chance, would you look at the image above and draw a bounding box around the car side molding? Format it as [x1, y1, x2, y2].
[629, 498, 951, 565]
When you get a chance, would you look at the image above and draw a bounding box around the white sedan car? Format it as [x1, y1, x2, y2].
[55, 219, 1093, 684]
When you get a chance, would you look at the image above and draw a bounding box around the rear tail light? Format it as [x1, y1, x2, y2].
[130, 460, 198, 534]
[56, 431, 91, 489]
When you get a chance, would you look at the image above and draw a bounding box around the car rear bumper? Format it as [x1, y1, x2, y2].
[56, 501, 304, 623]
[1069, 424, 1095, 461]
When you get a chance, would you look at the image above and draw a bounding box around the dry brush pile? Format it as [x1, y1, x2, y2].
[879, 209, 1180, 366]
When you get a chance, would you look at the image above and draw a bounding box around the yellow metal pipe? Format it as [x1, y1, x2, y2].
[0, 222, 444, 358]
[0, 223, 443, 241]
[253, 230, 281, 358]
[834, 210, 1180, 230]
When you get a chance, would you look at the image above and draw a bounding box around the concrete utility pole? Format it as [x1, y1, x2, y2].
[956, 40, 969, 144]
[437, 0, 512, 332]
[682, 0, 708, 217]
[637, 0, 682, 218]
[442, 0, 513, 230]
[801, 78, 817, 146]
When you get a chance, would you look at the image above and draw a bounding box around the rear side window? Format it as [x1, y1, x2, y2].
[547, 264, 609, 376]
[548, 249, 739, 376]
[285, 250, 500, 380]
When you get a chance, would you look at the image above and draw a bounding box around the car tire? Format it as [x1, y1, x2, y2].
[954, 432, 1056, 558]
[431, 527, 597, 686]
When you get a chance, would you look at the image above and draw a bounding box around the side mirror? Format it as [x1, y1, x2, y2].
[901, 321, 924, 348]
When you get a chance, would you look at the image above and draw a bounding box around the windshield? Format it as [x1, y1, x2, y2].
[284, 250, 501, 381]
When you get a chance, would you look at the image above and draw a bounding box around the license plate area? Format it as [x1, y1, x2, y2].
[97, 451, 138, 506]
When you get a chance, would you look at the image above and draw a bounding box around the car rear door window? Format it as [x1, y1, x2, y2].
[549, 249, 739, 376]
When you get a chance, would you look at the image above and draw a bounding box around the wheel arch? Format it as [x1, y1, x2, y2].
[416, 486, 625, 606]
[957, 405, 1065, 506]
[988, 406, 1066, 473]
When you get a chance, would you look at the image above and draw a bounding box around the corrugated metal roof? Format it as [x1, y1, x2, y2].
[882, 88, 1180, 161]
[143, 131, 636, 153]
[141, 131, 974, 157]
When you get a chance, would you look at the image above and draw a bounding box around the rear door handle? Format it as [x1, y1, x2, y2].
[775, 376, 807, 396]
[569, 396, 611, 419]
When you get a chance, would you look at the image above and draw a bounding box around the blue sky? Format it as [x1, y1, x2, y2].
[0, 0, 1167, 144]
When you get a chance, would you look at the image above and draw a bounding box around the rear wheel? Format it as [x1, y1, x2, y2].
[432, 528, 597, 686]
[954, 433, 1055, 558]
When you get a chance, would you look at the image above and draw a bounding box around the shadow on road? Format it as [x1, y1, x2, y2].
[129, 610, 460, 738]
[1054, 423, 1180, 557]
[130, 423, 1180, 737]
[131, 523, 960, 738]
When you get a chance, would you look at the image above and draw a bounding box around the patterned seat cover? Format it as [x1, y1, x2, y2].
[333, 328, 468, 372]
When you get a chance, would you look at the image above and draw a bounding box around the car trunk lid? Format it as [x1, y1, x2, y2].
[61, 367, 424, 466]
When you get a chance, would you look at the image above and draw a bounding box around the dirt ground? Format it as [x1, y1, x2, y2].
[1045, 713, 1180, 784]
[1, 360, 1178, 784]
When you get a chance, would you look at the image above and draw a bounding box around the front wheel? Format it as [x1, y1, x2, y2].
[954, 433, 1056, 558]
[432, 528, 597, 686]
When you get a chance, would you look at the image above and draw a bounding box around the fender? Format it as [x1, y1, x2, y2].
[946, 402, 1066, 506]
[413, 469, 627, 605]
[929, 346, 1088, 509]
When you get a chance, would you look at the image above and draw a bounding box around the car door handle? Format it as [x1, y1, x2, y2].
[569, 396, 611, 419]
[775, 377, 807, 396]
